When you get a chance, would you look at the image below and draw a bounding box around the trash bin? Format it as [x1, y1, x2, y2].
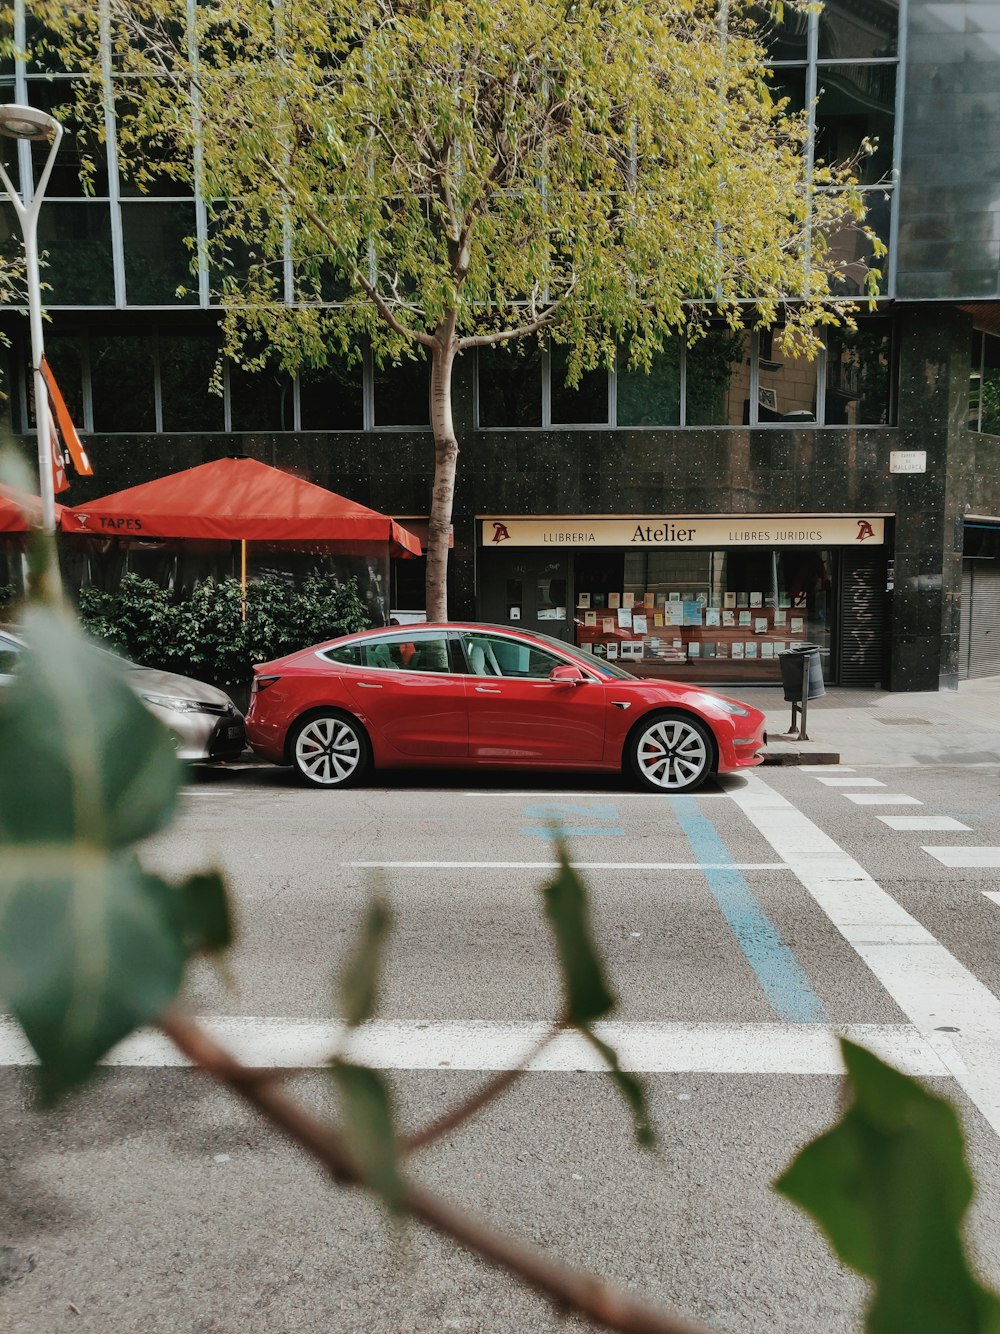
[778, 645, 826, 703]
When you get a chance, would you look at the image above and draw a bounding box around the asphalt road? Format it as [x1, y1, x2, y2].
[3, 757, 1000, 1334]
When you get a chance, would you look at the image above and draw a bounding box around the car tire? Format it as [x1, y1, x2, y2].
[626, 710, 715, 793]
[290, 710, 371, 788]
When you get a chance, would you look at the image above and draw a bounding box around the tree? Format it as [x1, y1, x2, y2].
[30, 0, 876, 620]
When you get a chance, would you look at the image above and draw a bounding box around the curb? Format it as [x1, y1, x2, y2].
[762, 748, 840, 766]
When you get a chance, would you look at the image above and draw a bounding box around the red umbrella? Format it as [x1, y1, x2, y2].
[0, 486, 64, 533]
[59, 456, 421, 617]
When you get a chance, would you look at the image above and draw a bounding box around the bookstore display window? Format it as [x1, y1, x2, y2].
[572, 548, 833, 680]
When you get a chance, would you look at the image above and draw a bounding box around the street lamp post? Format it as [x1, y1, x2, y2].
[0, 103, 64, 534]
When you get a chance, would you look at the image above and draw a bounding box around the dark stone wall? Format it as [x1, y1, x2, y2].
[896, 1, 1000, 300]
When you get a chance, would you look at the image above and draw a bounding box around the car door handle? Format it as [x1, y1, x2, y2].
[474, 686, 502, 693]
[356, 682, 383, 689]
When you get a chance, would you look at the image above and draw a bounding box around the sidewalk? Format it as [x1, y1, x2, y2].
[749, 676, 1000, 768]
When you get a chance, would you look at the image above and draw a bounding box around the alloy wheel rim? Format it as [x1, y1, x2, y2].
[295, 717, 361, 785]
[636, 719, 708, 790]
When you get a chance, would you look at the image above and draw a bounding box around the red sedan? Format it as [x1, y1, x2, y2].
[245, 624, 766, 792]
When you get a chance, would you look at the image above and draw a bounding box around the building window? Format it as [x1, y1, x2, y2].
[549, 344, 610, 426]
[37, 204, 115, 306]
[616, 340, 681, 427]
[970, 333, 1000, 436]
[826, 321, 893, 426]
[373, 352, 430, 428]
[228, 360, 294, 432]
[299, 357, 364, 431]
[159, 332, 224, 433]
[121, 202, 199, 305]
[90, 335, 156, 433]
[685, 330, 749, 426]
[477, 342, 543, 428]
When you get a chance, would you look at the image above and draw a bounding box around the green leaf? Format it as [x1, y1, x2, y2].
[330, 1060, 405, 1210]
[776, 1040, 1000, 1334]
[0, 853, 187, 1101]
[581, 1026, 656, 1150]
[174, 871, 233, 954]
[339, 897, 391, 1028]
[0, 608, 180, 849]
[541, 850, 614, 1024]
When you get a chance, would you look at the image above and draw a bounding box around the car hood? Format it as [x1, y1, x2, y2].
[125, 664, 238, 709]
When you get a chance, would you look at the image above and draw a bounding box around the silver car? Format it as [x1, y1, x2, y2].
[0, 627, 246, 762]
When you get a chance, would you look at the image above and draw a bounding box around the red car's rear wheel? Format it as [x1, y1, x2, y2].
[291, 711, 370, 788]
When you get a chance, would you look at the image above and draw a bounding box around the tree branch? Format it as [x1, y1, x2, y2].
[159, 1010, 709, 1334]
[403, 1020, 566, 1153]
[258, 156, 436, 349]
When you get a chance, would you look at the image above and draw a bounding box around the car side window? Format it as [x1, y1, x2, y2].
[463, 633, 563, 679]
[321, 644, 361, 667]
[357, 633, 455, 674]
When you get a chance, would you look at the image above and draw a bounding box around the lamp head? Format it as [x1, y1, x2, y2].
[0, 103, 60, 141]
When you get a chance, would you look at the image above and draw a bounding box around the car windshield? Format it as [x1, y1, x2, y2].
[522, 628, 637, 680]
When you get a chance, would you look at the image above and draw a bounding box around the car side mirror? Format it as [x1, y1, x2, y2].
[548, 664, 586, 686]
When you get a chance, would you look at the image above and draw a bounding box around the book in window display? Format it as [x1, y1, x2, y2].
[609, 592, 621, 609]
[643, 592, 656, 608]
[774, 608, 787, 626]
[606, 641, 619, 660]
[703, 642, 717, 659]
[623, 592, 635, 608]
[791, 616, 804, 633]
[737, 591, 749, 608]
[749, 591, 762, 608]
[745, 641, 758, 659]
[723, 592, 736, 609]
[593, 593, 606, 609]
[716, 642, 728, 658]
[584, 611, 597, 627]
[705, 607, 721, 627]
[578, 593, 591, 609]
[738, 610, 751, 627]
[621, 641, 643, 661]
[722, 609, 735, 627]
[731, 642, 744, 659]
[761, 642, 775, 659]
[753, 617, 768, 634]
[632, 614, 648, 634]
[687, 641, 701, 658]
[682, 600, 702, 626]
[602, 617, 615, 634]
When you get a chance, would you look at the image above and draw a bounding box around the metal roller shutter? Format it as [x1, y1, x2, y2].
[965, 562, 1000, 679]
[837, 548, 886, 687]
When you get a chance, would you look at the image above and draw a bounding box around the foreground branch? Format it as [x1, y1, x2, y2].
[160, 1011, 709, 1334]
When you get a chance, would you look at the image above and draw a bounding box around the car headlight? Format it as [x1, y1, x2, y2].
[688, 692, 751, 718]
[141, 693, 215, 714]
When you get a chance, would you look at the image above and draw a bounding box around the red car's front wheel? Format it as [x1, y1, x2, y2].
[627, 711, 715, 793]
[291, 711, 371, 788]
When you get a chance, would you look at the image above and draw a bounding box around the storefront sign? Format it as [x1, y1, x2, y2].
[889, 451, 927, 474]
[481, 515, 885, 548]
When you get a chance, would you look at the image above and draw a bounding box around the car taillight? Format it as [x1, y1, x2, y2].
[252, 674, 281, 694]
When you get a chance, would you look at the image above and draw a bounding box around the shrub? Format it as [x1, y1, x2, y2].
[77, 572, 370, 685]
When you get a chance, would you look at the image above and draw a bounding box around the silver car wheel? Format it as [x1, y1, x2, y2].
[293, 714, 365, 787]
[632, 715, 711, 792]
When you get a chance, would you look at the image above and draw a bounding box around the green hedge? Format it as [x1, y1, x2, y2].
[77, 573, 370, 686]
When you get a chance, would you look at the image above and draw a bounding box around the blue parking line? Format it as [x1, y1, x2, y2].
[669, 795, 828, 1023]
[520, 801, 625, 839]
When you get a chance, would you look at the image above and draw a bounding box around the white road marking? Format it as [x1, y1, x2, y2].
[878, 816, 971, 832]
[812, 777, 886, 787]
[843, 793, 922, 805]
[984, 892, 1000, 908]
[922, 847, 1000, 869]
[731, 773, 1000, 1137]
[345, 861, 791, 871]
[0, 1016, 947, 1076]
[800, 766, 856, 772]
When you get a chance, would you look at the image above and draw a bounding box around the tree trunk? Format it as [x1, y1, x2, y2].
[426, 337, 459, 623]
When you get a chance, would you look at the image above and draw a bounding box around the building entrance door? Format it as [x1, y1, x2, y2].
[477, 550, 572, 641]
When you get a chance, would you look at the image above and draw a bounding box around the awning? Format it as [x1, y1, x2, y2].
[59, 456, 422, 557]
[0, 486, 64, 534]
